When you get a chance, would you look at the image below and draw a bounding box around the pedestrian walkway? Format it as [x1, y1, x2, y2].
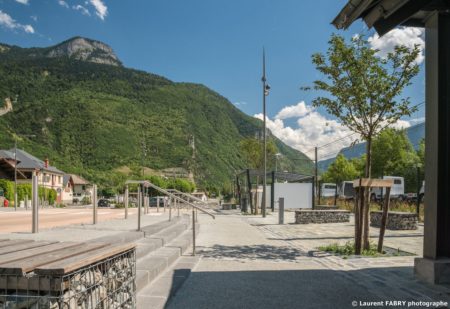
[167, 211, 450, 309]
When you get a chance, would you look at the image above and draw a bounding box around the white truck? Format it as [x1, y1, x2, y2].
[371, 176, 405, 201]
[320, 183, 337, 197]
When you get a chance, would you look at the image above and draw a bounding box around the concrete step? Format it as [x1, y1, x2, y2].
[141, 216, 182, 235]
[148, 216, 190, 245]
[137, 256, 200, 309]
[136, 223, 199, 292]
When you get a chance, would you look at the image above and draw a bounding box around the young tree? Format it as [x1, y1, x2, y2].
[307, 34, 420, 253]
[239, 137, 277, 214]
[322, 154, 359, 186]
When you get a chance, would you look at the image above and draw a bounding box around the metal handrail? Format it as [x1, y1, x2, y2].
[166, 189, 216, 208]
[126, 180, 215, 219]
[125, 180, 215, 256]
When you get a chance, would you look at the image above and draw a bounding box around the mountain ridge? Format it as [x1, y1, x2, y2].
[0, 37, 313, 189]
[0, 36, 121, 66]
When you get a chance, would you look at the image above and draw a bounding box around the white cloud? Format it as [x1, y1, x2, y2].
[58, 0, 69, 8]
[254, 102, 422, 160]
[89, 0, 108, 20]
[255, 105, 355, 160]
[30, 15, 37, 22]
[234, 101, 247, 106]
[368, 27, 425, 65]
[0, 10, 34, 33]
[275, 101, 312, 120]
[23, 24, 34, 33]
[389, 119, 411, 130]
[72, 5, 91, 16]
[14, 0, 29, 5]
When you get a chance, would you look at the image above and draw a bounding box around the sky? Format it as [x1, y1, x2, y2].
[0, 0, 426, 160]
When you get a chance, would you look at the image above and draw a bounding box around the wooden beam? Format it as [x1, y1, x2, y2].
[353, 178, 393, 188]
[0, 243, 107, 275]
[35, 243, 135, 275]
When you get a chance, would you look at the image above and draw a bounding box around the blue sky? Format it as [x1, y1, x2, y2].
[0, 0, 426, 159]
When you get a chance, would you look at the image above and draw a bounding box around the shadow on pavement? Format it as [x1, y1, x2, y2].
[197, 244, 307, 260]
[164, 266, 450, 309]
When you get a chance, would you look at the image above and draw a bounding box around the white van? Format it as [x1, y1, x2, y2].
[321, 183, 337, 197]
[371, 176, 405, 201]
[339, 181, 355, 200]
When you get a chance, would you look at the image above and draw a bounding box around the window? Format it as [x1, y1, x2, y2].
[394, 179, 402, 185]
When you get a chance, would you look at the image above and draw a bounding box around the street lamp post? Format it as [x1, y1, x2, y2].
[14, 140, 17, 211]
[261, 48, 270, 218]
[13, 135, 36, 211]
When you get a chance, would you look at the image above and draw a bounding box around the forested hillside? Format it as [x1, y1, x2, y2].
[0, 37, 313, 190]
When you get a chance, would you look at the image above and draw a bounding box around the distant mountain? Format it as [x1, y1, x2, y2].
[318, 122, 425, 172]
[0, 37, 121, 66]
[0, 37, 313, 188]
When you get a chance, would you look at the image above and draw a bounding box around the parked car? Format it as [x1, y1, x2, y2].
[98, 199, 110, 207]
[149, 196, 164, 207]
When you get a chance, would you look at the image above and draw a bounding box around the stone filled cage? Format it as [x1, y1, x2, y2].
[0, 248, 136, 309]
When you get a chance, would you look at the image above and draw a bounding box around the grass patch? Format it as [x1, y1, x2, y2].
[318, 241, 403, 258]
[319, 241, 381, 257]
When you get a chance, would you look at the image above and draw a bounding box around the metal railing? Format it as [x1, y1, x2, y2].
[166, 189, 217, 208]
[125, 180, 215, 256]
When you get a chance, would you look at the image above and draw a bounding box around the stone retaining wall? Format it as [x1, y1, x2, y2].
[315, 205, 339, 210]
[370, 211, 418, 230]
[295, 210, 350, 224]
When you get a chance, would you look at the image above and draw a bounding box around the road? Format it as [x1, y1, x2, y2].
[0, 207, 140, 233]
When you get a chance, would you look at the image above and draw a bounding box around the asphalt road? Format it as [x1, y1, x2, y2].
[0, 207, 139, 233]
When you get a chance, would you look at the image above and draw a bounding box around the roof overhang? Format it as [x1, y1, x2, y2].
[0, 158, 27, 180]
[333, 0, 449, 35]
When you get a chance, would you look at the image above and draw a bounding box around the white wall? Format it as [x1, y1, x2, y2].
[257, 183, 312, 209]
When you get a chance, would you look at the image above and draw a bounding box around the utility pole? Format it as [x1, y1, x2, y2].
[315, 146, 318, 201]
[261, 48, 270, 218]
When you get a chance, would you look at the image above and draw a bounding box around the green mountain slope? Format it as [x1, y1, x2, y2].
[0, 37, 313, 188]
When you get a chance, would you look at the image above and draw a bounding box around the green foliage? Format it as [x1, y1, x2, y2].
[17, 184, 31, 201]
[239, 137, 277, 170]
[319, 241, 380, 257]
[0, 42, 313, 189]
[322, 154, 359, 184]
[0, 179, 14, 201]
[371, 128, 418, 177]
[38, 187, 57, 205]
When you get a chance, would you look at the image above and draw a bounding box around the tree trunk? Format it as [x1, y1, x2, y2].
[362, 136, 373, 251]
[254, 176, 259, 215]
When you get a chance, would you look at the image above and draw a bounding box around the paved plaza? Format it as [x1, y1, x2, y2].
[168, 210, 450, 309]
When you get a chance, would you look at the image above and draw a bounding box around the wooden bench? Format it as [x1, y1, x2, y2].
[0, 239, 135, 291]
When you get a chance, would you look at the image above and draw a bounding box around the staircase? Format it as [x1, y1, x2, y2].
[134, 214, 199, 308]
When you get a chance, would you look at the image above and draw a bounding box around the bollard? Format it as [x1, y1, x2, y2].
[144, 188, 149, 215]
[169, 197, 172, 221]
[164, 197, 167, 212]
[157, 196, 160, 213]
[137, 185, 141, 231]
[25, 194, 28, 211]
[93, 184, 98, 225]
[32, 170, 39, 233]
[177, 198, 180, 217]
[124, 185, 129, 219]
[278, 197, 284, 225]
[192, 209, 196, 256]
